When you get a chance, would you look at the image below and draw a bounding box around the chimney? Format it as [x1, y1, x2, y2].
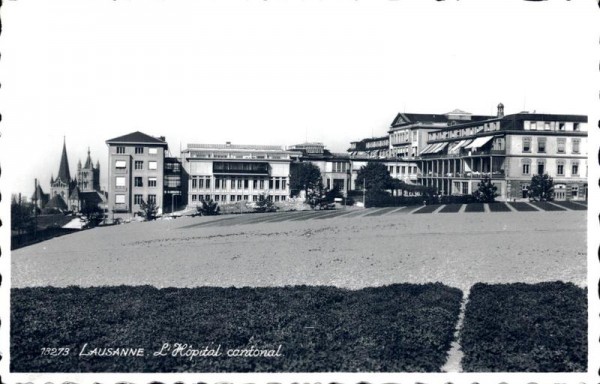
[497, 103, 504, 118]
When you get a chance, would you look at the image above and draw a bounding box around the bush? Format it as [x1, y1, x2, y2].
[460, 282, 587, 372]
[254, 194, 277, 213]
[138, 200, 159, 221]
[196, 199, 220, 216]
[439, 195, 476, 205]
[11, 283, 463, 372]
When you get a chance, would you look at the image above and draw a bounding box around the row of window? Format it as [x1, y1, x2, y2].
[115, 160, 158, 170]
[115, 194, 157, 204]
[387, 165, 418, 175]
[521, 160, 580, 176]
[524, 121, 582, 132]
[115, 146, 160, 155]
[522, 137, 580, 154]
[115, 176, 159, 188]
[190, 176, 288, 191]
[191, 194, 287, 203]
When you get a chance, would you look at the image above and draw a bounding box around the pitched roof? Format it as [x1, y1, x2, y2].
[79, 191, 105, 206]
[56, 139, 71, 183]
[106, 131, 168, 146]
[46, 194, 68, 210]
[84, 148, 93, 168]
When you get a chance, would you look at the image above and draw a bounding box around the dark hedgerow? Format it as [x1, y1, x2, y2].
[463, 203, 485, 212]
[487, 203, 512, 212]
[11, 284, 463, 373]
[460, 282, 587, 372]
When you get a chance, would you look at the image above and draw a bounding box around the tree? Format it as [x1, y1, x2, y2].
[254, 193, 276, 213]
[528, 173, 554, 201]
[80, 202, 105, 227]
[289, 162, 324, 208]
[138, 200, 159, 220]
[472, 176, 498, 203]
[197, 199, 220, 216]
[356, 162, 394, 192]
[11, 195, 36, 235]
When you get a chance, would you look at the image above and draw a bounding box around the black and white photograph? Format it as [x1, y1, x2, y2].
[0, 0, 597, 382]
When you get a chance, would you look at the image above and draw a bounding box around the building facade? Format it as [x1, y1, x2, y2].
[106, 131, 169, 219]
[182, 142, 297, 205]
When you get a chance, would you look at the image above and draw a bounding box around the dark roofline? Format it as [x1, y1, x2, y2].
[106, 131, 168, 146]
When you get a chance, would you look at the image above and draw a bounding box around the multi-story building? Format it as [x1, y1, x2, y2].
[106, 131, 169, 219]
[419, 105, 588, 200]
[290, 142, 352, 194]
[181, 142, 298, 205]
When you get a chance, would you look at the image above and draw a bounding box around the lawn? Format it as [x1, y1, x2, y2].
[11, 284, 463, 373]
[460, 282, 587, 372]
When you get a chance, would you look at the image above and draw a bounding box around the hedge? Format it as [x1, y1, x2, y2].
[460, 282, 587, 372]
[12, 284, 463, 372]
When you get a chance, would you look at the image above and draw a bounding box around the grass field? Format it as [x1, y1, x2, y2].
[460, 282, 587, 372]
[11, 284, 462, 372]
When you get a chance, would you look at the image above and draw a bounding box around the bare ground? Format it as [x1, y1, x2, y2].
[11, 211, 586, 291]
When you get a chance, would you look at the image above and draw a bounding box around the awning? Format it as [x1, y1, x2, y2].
[465, 136, 493, 150]
[429, 142, 448, 154]
[419, 144, 435, 155]
[448, 140, 466, 154]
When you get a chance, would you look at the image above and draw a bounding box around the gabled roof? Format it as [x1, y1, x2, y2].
[79, 191, 105, 206]
[391, 112, 494, 128]
[56, 139, 71, 183]
[46, 194, 68, 210]
[106, 131, 168, 146]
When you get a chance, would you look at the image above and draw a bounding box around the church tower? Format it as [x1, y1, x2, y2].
[77, 147, 101, 192]
[50, 138, 72, 201]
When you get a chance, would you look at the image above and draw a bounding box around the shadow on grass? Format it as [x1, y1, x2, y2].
[12, 283, 462, 373]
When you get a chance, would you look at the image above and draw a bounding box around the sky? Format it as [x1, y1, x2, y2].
[0, 0, 597, 197]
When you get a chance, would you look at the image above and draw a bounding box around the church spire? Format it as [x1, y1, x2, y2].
[84, 146, 93, 168]
[56, 137, 71, 183]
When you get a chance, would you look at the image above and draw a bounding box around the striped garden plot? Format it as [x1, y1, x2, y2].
[362, 207, 399, 217]
[550, 201, 587, 211]
[507, 202, 539, 212]
[464, 203, 485, 213]
[11, 284, 463, 373]
[460, 282, 586, 372]
[439, 204, 463, 213]
[529, 201, 567, 212]
[487, 203, 512, 212]
[312, 209, 356, 220]
[413, 204, 441, 214]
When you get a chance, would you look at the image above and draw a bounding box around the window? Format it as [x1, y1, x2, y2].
[275, 179, 280, 190]
[522, 159, 531, 175]
[215, 178, 222, 189]
[572, 162, 579, 175]
[215, 195, 220, 201]
[253, 179, 258, 189]
[572, 139, 580, 154]
[252, 195, 258, 202]
[530, 122, 537, 130]
[557, 162, 565, 176]
[206, 178, 211, 189]
[198, 178, 204, 189]
[572, 185, 579, 197]
[537, 161, 545, 175]
[191, 194, 197, 202]
[244, 179, 249, 189]
[281, 196, 286, 201]
[573, 123, 580, 132]
[230, 195, 235, 202]
[149, 148, 158, 155]
[116, 146, 125, 154]
[192, 177, 198, 189]
[134, 177, 143, 187]
[115, 160, 127, 168]
[237, 179, 243, 189]
[134, 161, 144, 170]
[148, 194, 156, 204]
[522, 137, 531, 153]
[559, 123, 565, 131]
[243, 195, 249, 201]
[205, 195, 210, 201]
[259, 180, 265, 189]
[282, 179, 287, 190]
[148, 161, 158, 170]
[557, 138, 566, 154]
[115, 177, 126, 187]
[134, 194, 143, 204]
[115, 194, 126, 204]
[135, 146, 144, 154]
[237, 195, 242, 201]
[148, 177, 157, 187]
[544, 122, 550, 131]
[537, 138, 546, 153]
[275, 195, 280, 202]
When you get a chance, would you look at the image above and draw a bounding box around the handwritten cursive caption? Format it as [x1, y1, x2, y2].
[40, 343, 283, 360]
